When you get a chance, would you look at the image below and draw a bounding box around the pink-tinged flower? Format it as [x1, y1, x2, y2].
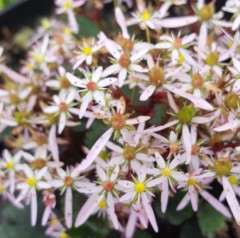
[16, 165, 51, 226]
[77, 98, 150, 171]
[155, 32, 196, 66]
[55, 0, 86, 33]
[147, 153, 187, 213]
[51, 167, 94, 228]
[46, 67, 77, 93]
[75, 166, 120, 229]
[228, 58, 240, 92]
[177, 169, 231, 218]
[174, 63, 222, 98]
[2, 149, 23, 193]
[118, 166, 159, 232]
[0, 179, 24, 209]
[115, 7, 130, 39]
[107, 126, 155, 172]
[209, 156, 240, 224]
[42, 190, 56, 226]
[125, 204, 148, 238]
[29, 35, 56, 75]
[223, 0, 240, 31]
[100, 34, 150, 87]
[73, 39, 103, 69]
[43, 89, 79, 134]
[214, 111, 240, 132]
[66, 67, 117, 118]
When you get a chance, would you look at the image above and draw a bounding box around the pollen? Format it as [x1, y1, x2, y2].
[0, 184, 3, 193]
[213, 158, 232, 177]
[31, 159, 46, 170]
[123, 144, 136, 161]
[173, 38, 182, 49]
[83, 47, 92, 56]
[27, 178, 37, 187]
[178, 54, 185, 63]
[60, 76, 71, 89]
[103, 180, 114, 192]
[98, 199, 107, 209]
[63, 28, 71, 35]
[87, 81, 97, 91]
[60, 232, 69, 238]
[5, 161, 14, 169]
[191, 73, 204, 88]
[64, 176, 73, 186]
[63, 0, 71, 9]
[35, 135, 47, 146]
[118, 53, 131, 68]
[59, 102, 68, 112]
[149, 65, 165, 86]
[188, 178, 196, 186]
[41, 18, 51, 29]
[141, 10, 151, 21]
[199, 3, 215, 22]
[135, 182, 145, 193]
[34, 54, 44, 64]
[111, 113, 126, 130]
[9, 93, 20, 104]
[162, 168, 171, 177]
[229, 175, 238, 185]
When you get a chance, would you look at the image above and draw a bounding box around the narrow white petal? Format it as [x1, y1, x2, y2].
[65, 187, 73, 228]
[31, 188, 37, 226]
[182, 124, 192, 164]
[77, 128, 113, 171]
[140, 85, 156, 101]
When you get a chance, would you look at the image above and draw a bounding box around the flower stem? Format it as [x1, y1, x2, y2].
[145, 27, 150, 43]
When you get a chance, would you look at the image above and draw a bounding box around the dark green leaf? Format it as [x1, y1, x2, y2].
[197, 203, 227, 238]
[181, 219, 205, 238]
[76, 16, 100, 37]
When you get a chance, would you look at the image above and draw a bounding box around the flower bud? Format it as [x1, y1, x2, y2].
[199, 3, 215, 22]
[191, 73, 204, 88]
[206, 52, 219, 66]
[149, 65, 165, 86]
[213, 158, 232, 176]
[225, 93, 239, 109]
[178, 104, 195, 123]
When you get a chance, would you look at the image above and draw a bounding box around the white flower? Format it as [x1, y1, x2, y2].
[43, 89, 79, 134]
[55, 0, 86, 33]
[73, 39, 103, 69]
[147, 152, 187, 213]
[66, 67, 117, 118]
[2, 149, 23, 193]
[16, 165, 51, 226]
[51, 167, 94, 228]
[118, 165, 159, 232]
[223, 0, 240, 31]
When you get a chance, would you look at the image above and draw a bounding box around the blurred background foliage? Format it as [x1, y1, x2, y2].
[0, 0, 17, 10]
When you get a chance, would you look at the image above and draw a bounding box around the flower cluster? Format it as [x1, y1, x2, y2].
[0, 0, 240, 237]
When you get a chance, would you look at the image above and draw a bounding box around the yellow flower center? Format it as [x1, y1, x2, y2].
[64, 176, 73, 186]
[34, 54, 44, 64]
[141, 10, 151, 21]
[63, 0, 71, 9]
[229, 175, 238, 185]
[162, 168, 171, 177]
[26, 63, 34, 70]
[60, 232, 69, 238]
[41, 18, 51, 29]
[83, 47, 92, 56]
[5, 161, 14, 169]
[98, 199, 107, 209]
[178, 54, 185, 63]
[50, 218, 58, 225]
[27, 178, 36, 187]
[188, 178, 196, 186]
[0, 184, 4, 193]
[135, 182, 145, 193]
[63, 28, 71, 35]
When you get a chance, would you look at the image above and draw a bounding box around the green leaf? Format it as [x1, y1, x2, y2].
[133, 230, 153, 238]
[76, 16, 100, 37]
[84, 120, 109, 148]
[197, 203, 227, 238]
[181, 219, 205, 238]
[0, 200, 46, 238]
[68, 216, 110, 238]
[149, 103, 165, 125]
[155, 192, 194, 225]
